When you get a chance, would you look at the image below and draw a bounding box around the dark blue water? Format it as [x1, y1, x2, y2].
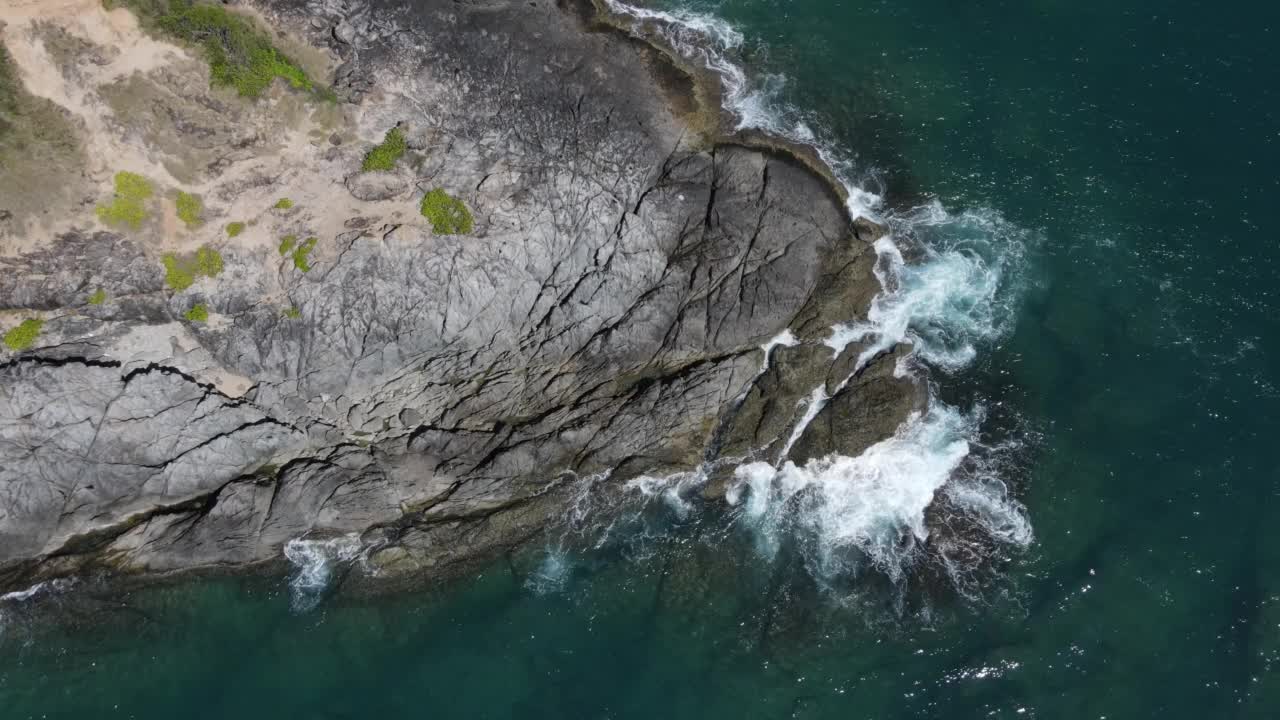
[4, 0, 1280, 717]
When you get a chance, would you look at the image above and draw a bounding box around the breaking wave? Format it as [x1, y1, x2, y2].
[284, 534, 363, 612]
[588, 0, 1035, 597]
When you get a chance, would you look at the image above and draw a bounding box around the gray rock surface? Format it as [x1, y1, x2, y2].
[0, 0, 917, 590]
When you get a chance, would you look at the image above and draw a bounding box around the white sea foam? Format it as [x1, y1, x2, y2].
[827, 206, 1026, 374]
[626, 467, 706, 519]
[284, 534, 363, 612]
[737, 405, 970, 580]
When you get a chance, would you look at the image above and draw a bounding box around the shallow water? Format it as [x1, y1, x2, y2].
[5, 0, 1280, 717]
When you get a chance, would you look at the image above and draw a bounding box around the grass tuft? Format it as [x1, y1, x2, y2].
[96, 171, 153, 229]
[361, 126, 407, 172]
[273, 197, 293, 210]
[283, 305, 301, 319]
[88, 288, 107, 305]
[176, 191, 202, 228]
[420, 188, 474, 235]
[3, 318, 43, 351]
[184, 303, 209, 322]
[225, 221, 245, 237]
[278, 234, 297, 255]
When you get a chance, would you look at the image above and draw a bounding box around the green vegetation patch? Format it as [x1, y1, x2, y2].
[225, 221, 245, 237]
[420, 188, 474, 235]
[106, 0, 326, 99]
[96, 171, 154, 229]
[278, 234, 297, 255]
[87, 288, 107, 305]
[283, 305, 301, 319]
[162, 245, 224, 291]
[291, 237, 318, 272]
[273, 197, 293, 210]
[3, 318, 43, 351]
[184, 303, 209, 322]
[361, 126, 407, 172]
[176, 191, 202, 228]
[195, 245, 223, 276]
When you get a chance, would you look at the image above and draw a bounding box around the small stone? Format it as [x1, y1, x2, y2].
[329, 133, 343, 146]
[344, 171, 410, 201]
[333, 21, 355, 44]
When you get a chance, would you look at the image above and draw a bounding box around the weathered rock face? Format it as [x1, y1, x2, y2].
[0, 0, 916, 589]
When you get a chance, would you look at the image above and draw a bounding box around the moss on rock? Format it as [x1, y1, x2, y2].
[184, 303, 209, 322]
[292, 237, 317, 272]
[361, 126, 407, 172]
[162, 245, 223, 291]
[420, 188, 473, 235]
[3, 318, 43, 351]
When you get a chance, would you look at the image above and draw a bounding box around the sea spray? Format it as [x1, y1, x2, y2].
[284, 534, 363, 612]
[527, 471, 614, 594]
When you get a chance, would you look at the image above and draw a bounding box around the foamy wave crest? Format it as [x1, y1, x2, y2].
[0, 578, 76, 604]
[0, 578, 77, 637]
[733, 404, 1031, 591]
[284, 534, 363, 612]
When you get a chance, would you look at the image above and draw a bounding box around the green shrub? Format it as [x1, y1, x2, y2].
[87, 288, 107, 305]
[283, 305, 301, 319]
[3, 318, 42, 351]
[225, 221, 245, 237]
[292, 237, 317, 272]
[184, 303, 209, 322]
[162, 253, 194, 291]
[162, 245, 223, 291]
[176, 191, 202, 227]
[106, 0, 327, 100]
[195, 245, 223, 277]
[96, 171, 153, 229]
[273, 197, 293, 210]
[361, 126, 407, 172]
[420, 188, 473, 235]
[278, 234, 297, 255]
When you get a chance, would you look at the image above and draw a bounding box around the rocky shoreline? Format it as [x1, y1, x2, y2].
[0, 0, 919, 594]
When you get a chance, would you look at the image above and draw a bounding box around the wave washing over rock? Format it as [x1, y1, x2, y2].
[0, 0, 1028, 609]
[566, 0, 1037, 599]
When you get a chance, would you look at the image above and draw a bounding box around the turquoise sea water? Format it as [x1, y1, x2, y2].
[4, 0, 1280, 717]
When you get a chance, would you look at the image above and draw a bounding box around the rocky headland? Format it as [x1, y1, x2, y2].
[0, 0, 919, 592]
